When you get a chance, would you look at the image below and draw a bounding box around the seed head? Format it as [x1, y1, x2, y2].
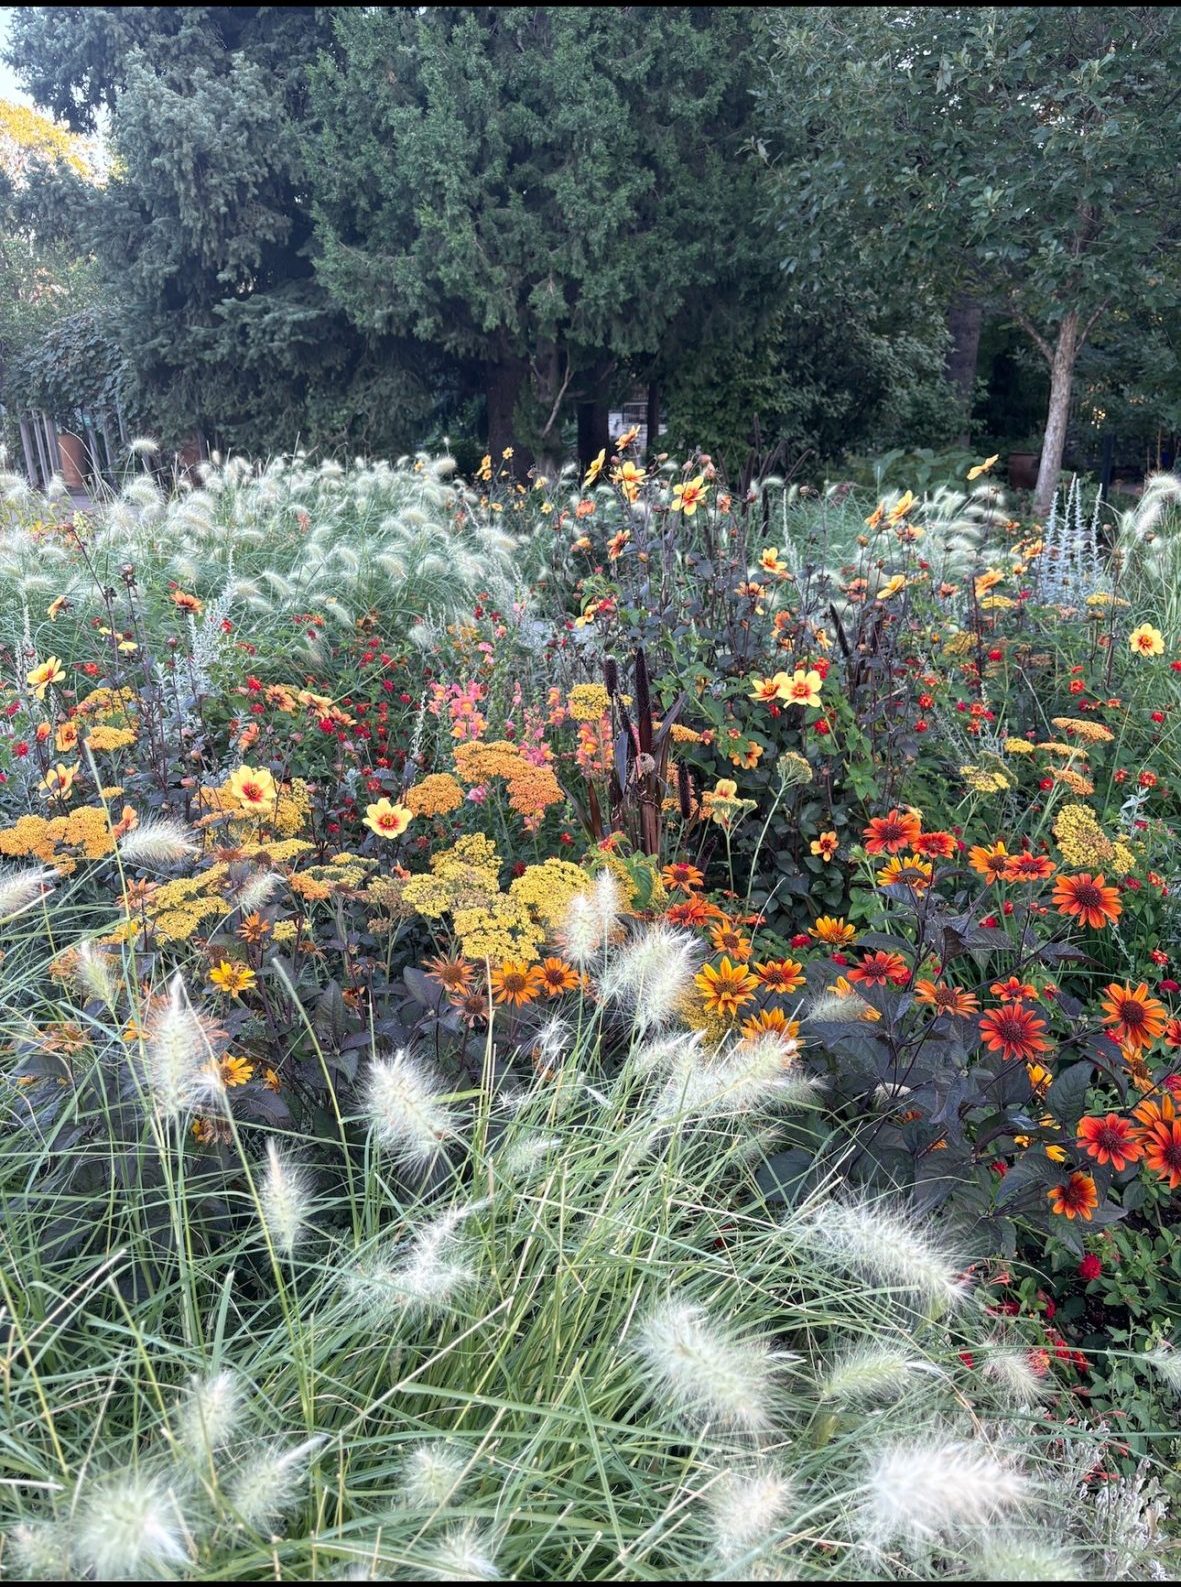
[364, 1049, 458, 1170]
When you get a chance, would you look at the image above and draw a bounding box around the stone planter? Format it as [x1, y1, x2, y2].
[58, 431, 88, 491]
[1007, 449, 1041, 491]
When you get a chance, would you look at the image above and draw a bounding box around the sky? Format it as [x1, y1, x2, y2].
[0, 8, 35, 106]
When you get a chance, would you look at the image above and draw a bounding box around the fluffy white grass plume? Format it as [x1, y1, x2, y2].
[365, 1049, 458, 1169]
[421, 1522, 501, 1581]
[75, 941, 119, 1008]
[978, 1534, 1081, 1580]
[1144, 1342, 1181, 1389]
[818, 1343, 936, 1405]
[72, 1472, 189, 1579]
[706, 1466, 794, 1558]
[117, 818, 198, 866]
[628, 1029, 704, 1077]
[560, 869, 621, 966]
[144, 974, 209, 1117]
[982, 1346, 1053, 1406]
[400, 1440, 469, 1508]
[234, 870, 282, 914]
[175, 1369, 244, 1455]
[598, 924, 701, 1031]
[632, 1297, 779, 1431]
[859, 1438, 1027, 1546]
[231, 1436, 326, 1531]
[8, 1521, 73, 1579]
[648, 1034, 818, 1129]
[344, 1203, 479, 1320]
[259, 1141, 312, 1258]
[0, 863, 54, 922]
[796, 1196, 968, 1311]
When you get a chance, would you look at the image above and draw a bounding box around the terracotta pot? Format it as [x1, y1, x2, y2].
[58, 431, 87, 491]
[1007, 449, 1041, 491]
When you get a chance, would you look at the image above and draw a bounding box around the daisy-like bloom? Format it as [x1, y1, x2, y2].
[1164, 1017, 1181, 1050]
[974, 567, 1005, 598]
[739, 1007, 801, 1046]
[615, 424, 640, 450]
[695, 957, 759, 1018]
[759, 546, 789, 577]
[991, 975, 1037, 1001]
[810, 831, 839, 862]
[966, 452, 1000, 480]
[968, 841, 1009, 880]
[876, 854, 933, 893]
[784, 669, 823, 708]
[914, 980, 980, 1016]
[1132, 1092, 1177, 1130]
[661, 862, 704, 893]
[887, 489, 916, 522]
[238, 911, 272, 946]
[424, 953, 474, 995]
[537, 956, 580, 996]
[607, 529, 630, 560]
[1027, 1061, 1053, 1096]
[666, 896, 725, 928]
[171, 590, 204, 615]
[847, 950, 910, 988]
[1129, 623, 1165, 657]
[809, 915, 857, 946]
[364, 798, 414, 840]
[1048, 1172, 1099, 1221]
[979, 1001, 1052, 1061]
[671, 474, 708, 516]
[611, 461, 645, 502]
[1052, 872, 1121, 930]
[730, 741, 764, 770]
[863, 808, 922, 855]
[208, 960, 257, 997]
[876, 573, 907, 601]
[753, 958, 806, 994]
[582, 448, 606, 487]
[710, 921, 753, 961]
[217, 1055, 255, 1088]
[748, 673, 790, 703]
[26, 656, 66, 700]
[1100, 983, 1168, 1055]
[1141, 1119, 1181, 1188]
[224, 764, 278, 814]
[912, 829, 956, 859]
[55, 719, 80, 754]
[451, 987, 490, 1027]
[1002, 852, 1056, 883]
[1076, 1113, 1143, 1172]
[489, 961, 543, 1007]
[47, 594, 69, 619]
[39, 761, 77, 799]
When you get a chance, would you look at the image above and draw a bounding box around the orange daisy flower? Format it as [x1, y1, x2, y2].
[753, 958, 806, 994]
[537, 956, 580, 996]
[863, 808, 923, 855]
[661, 862, 704, 893]
[739, 1008, 802, 1046]
[1076, 1113, 1143, 1171]
[1165, 1017, 1181, 1050]
[695, 957, 759, 1018]
[1052, 873, 1121, 929]
[1002, 853, 1056, 883]
[809, 831, 840, 862]
[1132, 1091, 1177, 1130]
[990, 975, 1037, 1001]
[912, 830, 956, 859]
[1100, 982, 1169, 1054]
[847, 949, 910, 988]
[489, 961, 543, 1007]
[914, 980, 980, 1017]
[968, 841, 1009, 880]
[1142, 1119, 1181, 1189]
[424, 953, 475, 995]
[876, 854, 933, 893]
[809, 915, 857, 946]
[709, 922, 753, 961]
[979, 1002, 1052, 1061]
[666, 896, 724, 928]
[1047, 1172, 1099, 1221]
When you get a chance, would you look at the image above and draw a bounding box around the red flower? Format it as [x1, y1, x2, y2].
[1048, 1172, 1099, 1221]
[1078, 1254, 1102, 1281]
[863, 808, 922, 855]
[1076, 1113, 1143, 1172]
[979, 1002, 1052, 1062]
[847, 949, 910, 988]
[1052, 872, 1122, 930]
[1142, 1119, 1181, 1189]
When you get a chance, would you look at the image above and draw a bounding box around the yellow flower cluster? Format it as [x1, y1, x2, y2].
[199, 775, 311, 838]
[1051, 767, 1095, 796]
[84, 724, 138, 752]
[960, 763, 1012, 795]
[1053, 803, 1136, 874]
[1004, 737, 1036, 755]
[0, 805, 116, 873]
[452, 740, 564, 828]
[405, 773, 464, 817]
[402, 832, 501, 920]
[75, 686, 138, 724]
[508, 857, 591, 931]
[566, 683, 611, 723]
[105, 864, 231, 944]
[941, 632, 976, 658]
[1049, 716, 1115, 745]
[453, 896, 546, 964]
[288, 854, 373, 902]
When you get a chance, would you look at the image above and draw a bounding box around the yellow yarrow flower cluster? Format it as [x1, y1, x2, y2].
[452, 739, 564, 828]
[1049, 716, 1115, 745]
[508, 858, 592, 932]
[404, 773, 464, 817]
[105, 864, 231, 944]
[960, 763, 1012, 795]
[1004, 737, 1036, 755]
[288, 854, 374, 903]
[566, 683, 611, 723]
[1053, 803, 1136, 875]
[0, 806, 118, 873]
[84, 724, 138, 752]
[198, 774, 311, 838]
[1051, 767, 1095, 797]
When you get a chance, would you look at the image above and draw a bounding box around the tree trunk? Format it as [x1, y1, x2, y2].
[577, 399, 611, 476]
[1033, 312, 1079, 519]
[645, 382, 661, 460]
[944, 293, 983, 446]
[486, 358, 525, 464]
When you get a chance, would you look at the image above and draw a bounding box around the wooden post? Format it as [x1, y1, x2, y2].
[18, 416, 39, 485]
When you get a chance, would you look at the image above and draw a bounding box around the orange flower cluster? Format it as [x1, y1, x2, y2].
[453, 739, 564, 829]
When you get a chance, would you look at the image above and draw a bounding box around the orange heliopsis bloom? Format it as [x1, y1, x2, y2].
[847, 950, 910, 988]
[876, 854, 934, 893]
[171, 590, 204, 615]
[1165, 1018, 1181, 1050]
[914, 980, 980, 1016]
[666, 896, 725, 927]
[863, 808, 923, 855]
[489, 961, 544, 1007]
[810, 831, 839, 862]
[809, 915, 857, 946]
[1052, 872, 1121, 930]
[739, 1007, 801, 1046]
[912, 829, 956, 859]
[1002, 852, 1056, 883]
[208, 960, 257, 996]
[1141, 1119, 1181, 1188]
[979, 1001, 1052, 1061]
[968, 841, 1009, 880]
[238, 911, 272, 946]
[753, 958, 806, 994]
[1076, 1113, 1143, 1172]
[1047, 1172, 1099, 1221]
[661, 862, 704, 893]
[1100, 982, 1169, 1054]
[424, 953, 475, 995]
[990, 975, 1038, 1001]
[537, 957, 580, 996]
[709, 922, 753, 961]
[1132, 1092, 1177, 1130]
[695, 957, 759, 1018]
